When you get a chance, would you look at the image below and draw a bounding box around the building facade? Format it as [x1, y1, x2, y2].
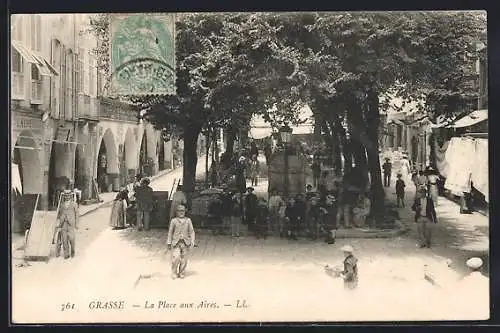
[11, 14, 184, 216]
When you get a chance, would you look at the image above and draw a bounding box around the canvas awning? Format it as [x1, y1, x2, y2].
[12, 163, 22, 194]
[12, 41, 59, 76]
[450, 109, 488, 129]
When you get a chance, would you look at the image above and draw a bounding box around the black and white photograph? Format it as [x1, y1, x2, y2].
[9, 11, 489, 323]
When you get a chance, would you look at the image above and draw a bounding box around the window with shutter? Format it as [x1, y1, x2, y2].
[76, 50, 83, 94]
[60, 45, 66, 119]
[51, 40, 61, 118]
[66, 51, 74, 120]
[11, 49, 24, 98]
[31, 64, 42, 103]
[89, 53, 96, 96]
[82, 50, 89, 95]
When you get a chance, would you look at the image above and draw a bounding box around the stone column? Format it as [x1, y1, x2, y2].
[109, 173, 120, 191]
[40, 141, 52, 210]
[88, 123, 99, 199]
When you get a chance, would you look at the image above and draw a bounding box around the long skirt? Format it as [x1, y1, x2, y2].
[110, 200, 126, 228]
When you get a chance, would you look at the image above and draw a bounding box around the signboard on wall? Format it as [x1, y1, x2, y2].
[108, 13, 176, 96]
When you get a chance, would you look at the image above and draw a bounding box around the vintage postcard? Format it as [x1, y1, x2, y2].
[10, 11, 489, 324]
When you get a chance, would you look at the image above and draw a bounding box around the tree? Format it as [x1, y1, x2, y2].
[88, 13, 305, 195]
[265, 11, 486, 223]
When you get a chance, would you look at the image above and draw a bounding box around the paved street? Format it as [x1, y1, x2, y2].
[12, 163, 489, 323]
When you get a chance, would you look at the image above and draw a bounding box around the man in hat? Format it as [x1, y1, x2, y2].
[244, 187, 258, 235]
[167, 204, 196, 279]
[395, 173, 406, 208]
[135, 177, 153, 231]
[382, 158, 392, 187]
[57, 190, 79, 259]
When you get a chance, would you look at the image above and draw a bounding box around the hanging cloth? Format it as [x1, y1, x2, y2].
[435, 139, 450, 177]
[444, 138, 474, 195]
[471, 139, 489, 202]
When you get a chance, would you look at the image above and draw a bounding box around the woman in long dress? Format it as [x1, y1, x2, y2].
[426, 167, 440, 205]
[400, 155, 412, 184]
[110, 189, 129, 229]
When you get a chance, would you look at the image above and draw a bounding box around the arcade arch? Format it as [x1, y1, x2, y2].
[12, 130, 43, 195]
[96, 128, 119, 193]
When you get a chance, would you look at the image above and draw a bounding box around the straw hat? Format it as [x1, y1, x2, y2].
[466, 257, 483, 270]
[341, 245, 353, 253]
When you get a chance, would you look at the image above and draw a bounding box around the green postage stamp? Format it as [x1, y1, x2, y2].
[109, 13, 176, 96]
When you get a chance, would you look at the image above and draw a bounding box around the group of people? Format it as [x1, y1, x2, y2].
[108, 173, 195, 280]
[383, 156, 441, 249]
[205, 179, 371, 243]
[109, 174, 155, 231]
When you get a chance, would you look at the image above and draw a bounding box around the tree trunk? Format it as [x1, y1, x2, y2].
[320, 120, 334, 166]
[327, 120, 343, 173]
[205, 128, 211, 185]
[182, 124, 201, 201]
[313, 111, 323, 143]
[365, 88, 385, 224]
[346, 97, 369, 187]
[226, 126, 236, 160]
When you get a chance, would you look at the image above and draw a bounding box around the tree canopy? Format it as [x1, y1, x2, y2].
[88, 11, 486, 216]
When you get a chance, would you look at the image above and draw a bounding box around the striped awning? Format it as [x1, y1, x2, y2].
[11, 41, 58, 76]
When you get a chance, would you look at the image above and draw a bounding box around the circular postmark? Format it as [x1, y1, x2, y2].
[111, 58, 176, 95]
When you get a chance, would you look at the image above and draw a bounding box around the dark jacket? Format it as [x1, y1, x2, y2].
[135, 185, 153, 212]
[413, 196, 437, 223]
[285, 203, 298, 223]
[220, 192, 233, 217]
[382, 162, 392, 174]
[294, 199, 307, 223]
[312, 162, 321, 176]
[245, 193, 258, 217]
[395, 179, 405, 194]
[230, 197, 243, 217]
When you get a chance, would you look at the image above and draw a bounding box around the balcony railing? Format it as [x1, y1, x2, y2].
[99, 97, 137, 122]
[77, 93, 99, 120]
[12, 72, 24, 99]
[31, 80, 43, 104]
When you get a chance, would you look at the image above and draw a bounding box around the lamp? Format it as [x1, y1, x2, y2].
[279, 124, 293, 144]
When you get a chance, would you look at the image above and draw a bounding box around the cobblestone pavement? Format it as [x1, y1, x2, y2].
[11, 162, 489, 323]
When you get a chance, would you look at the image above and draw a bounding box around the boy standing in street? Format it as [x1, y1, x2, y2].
[382, 158, 392, 187]
[167, 204, 196, 279]
[395, 173, 406, 208]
